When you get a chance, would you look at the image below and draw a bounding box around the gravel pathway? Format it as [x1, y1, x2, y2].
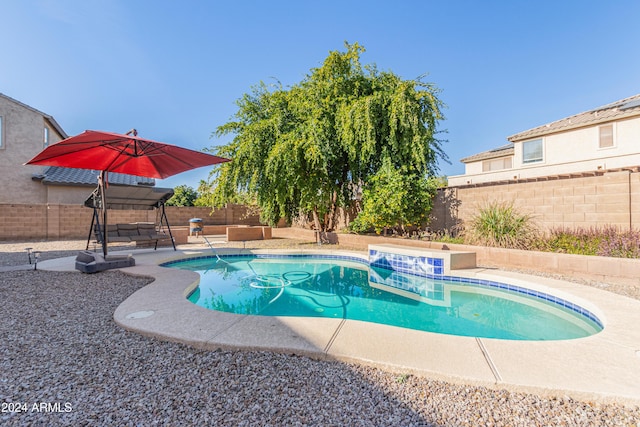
[1, 241, 639, 425]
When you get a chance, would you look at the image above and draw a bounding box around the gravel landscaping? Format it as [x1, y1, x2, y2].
[1, 240, 639, 426]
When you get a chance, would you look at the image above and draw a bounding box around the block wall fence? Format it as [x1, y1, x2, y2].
[429, 170, 640, 233]
[0, 204, 262, 240]
[1, 170, 638, 240]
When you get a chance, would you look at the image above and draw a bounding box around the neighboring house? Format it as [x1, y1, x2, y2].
[448, 94, 640, 186]
[32, 167, 155, 204]
[0, 93, 154, 205]
[0, 92, 67, 204]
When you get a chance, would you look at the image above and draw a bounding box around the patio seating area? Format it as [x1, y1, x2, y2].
[98, 223, 170, 245]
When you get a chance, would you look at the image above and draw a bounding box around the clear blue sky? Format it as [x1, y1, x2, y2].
[3, 0, 639, 189]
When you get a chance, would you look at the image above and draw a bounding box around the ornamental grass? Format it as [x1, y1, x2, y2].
[463, 201, 539, 250]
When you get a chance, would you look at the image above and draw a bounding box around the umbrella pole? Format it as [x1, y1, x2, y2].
[99, 171, 108, 257]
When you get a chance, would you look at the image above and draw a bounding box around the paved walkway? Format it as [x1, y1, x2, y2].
[0, 264, 34, 271]
[38, 246, 640, 406]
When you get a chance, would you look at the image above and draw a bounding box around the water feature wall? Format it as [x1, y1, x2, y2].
[368, 244, 476, 277]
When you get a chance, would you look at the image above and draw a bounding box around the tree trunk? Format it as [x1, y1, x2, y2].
[312, 207, 322, 232]
[312, 207, 323, 244]
[327, 190, 338, 231]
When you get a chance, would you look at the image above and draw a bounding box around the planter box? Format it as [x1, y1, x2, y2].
[165, 227, 188, 245]
[227, 226, 272, 241]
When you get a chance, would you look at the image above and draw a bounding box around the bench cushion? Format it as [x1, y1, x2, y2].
[95, 222, 170, 245]
[132, 235, 153, 241]
[116, 224, 138, 237]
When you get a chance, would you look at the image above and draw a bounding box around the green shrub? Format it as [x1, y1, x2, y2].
[350, 157, 436, 236]
[535, 227, 601, 255]
[464, 201, 539, 249]
[434, 234, 465, 244]
[430, 228, 465, 244]
[538, 226, 640, 258]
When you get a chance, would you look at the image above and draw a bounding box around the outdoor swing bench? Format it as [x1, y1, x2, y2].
[84, 185, 177, 253]
[93, 223, 171, 250]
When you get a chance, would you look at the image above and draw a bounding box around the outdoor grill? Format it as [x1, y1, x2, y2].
[189, 218, 203, 236]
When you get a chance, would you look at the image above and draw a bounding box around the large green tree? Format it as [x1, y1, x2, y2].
[203, 42, 446, 231]
[165, 185, 198, 207]
[350, 157, 438, 235]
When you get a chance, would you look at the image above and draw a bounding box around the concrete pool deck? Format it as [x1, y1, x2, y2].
[38, 246, 640, 406]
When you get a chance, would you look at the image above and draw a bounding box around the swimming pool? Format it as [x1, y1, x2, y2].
[165, 254, 603, 341]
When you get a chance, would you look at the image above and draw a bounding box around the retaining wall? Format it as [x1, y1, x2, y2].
[271, 227, 640, 287]
[227, 226, 272, 241]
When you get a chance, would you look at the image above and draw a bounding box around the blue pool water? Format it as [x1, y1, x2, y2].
[166, 255, 603, 341]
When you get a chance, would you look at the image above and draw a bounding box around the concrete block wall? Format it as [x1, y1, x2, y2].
[0, 204, 48, 239]
[431, 170, 639, 233]
[3, 171, 636, 240]
[164, 206, 226, 226]
[54, 205, 92, 239]
[0, 203, 263, 240]
[164, 204, 260, 227]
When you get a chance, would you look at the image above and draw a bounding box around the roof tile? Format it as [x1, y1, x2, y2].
[460, 143, 514, 164]
[508, 94, 640, 142]
[37, 166, 155, 186]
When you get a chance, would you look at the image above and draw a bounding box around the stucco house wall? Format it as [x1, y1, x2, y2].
[449, 94, 640, 186]
[462, 153, 512, 176]
[45, 185, 99, 205]
[510, 116, 640, 178]
[0, 93, 66, 204]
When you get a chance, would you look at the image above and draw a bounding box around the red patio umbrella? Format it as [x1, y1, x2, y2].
[26, 129, 230, 255]
[26, 129, 229, 179]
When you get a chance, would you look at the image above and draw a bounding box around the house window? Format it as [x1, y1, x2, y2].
[44, 126, 49, 147]
[599, 124, 614, 148]
[482, 156, 513, 172]
[522, 139, 543, 164]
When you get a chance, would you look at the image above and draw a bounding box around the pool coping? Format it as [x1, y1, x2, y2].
[39, 246, 640, 406]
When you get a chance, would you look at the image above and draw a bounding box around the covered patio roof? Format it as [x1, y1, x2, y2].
[84, 185, 174, 210]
